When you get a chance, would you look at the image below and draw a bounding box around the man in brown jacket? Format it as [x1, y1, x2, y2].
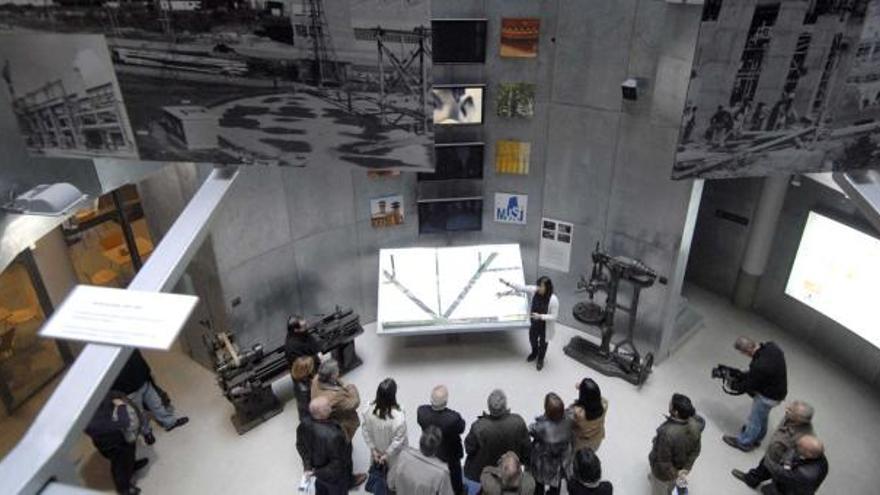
[648, 393, 704, 494]
[732, 401, 815, 489]
[310, 359, 366, 488]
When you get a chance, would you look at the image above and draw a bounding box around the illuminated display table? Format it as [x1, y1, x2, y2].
[377, 244, 530, 336]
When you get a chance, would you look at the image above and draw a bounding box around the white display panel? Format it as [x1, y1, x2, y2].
[377, 244, 530, 335]
[785, 212, 880, 348]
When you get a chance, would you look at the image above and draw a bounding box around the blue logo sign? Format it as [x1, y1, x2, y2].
[495, 194, 526, 224]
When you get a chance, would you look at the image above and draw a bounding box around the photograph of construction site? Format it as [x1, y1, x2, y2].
[674, 0, 880, 180]
[0, 33, 138, 160]
[0, 0, 434, 170]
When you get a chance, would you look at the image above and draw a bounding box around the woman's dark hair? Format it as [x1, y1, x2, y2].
[287, 315, 305, 333]
[572, 448, 602, 484]
[536, 276, 554, 299]
[670, 393, 695, 420]
[544, 392, 565, 422]
[372, 378, 400, 420]
[576, 378, 605, 420]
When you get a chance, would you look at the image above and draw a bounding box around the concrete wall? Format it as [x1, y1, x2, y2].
[687, 178, 880, 389]
[190, 0, 704, 360]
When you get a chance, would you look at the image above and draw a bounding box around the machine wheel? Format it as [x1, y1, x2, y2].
[638, 352, 654, 386]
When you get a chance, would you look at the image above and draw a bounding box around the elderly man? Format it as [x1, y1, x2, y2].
[648, 393, 705, 494]
[418, 385, 466, 495]
[764, 435, 829, 495]
[310, 359, 366, 489]
[732, 401, 815, 489]
[463, 389, 531, 495]
[479, 451, 536, 495]
[723, 337, 787, 452]
[389, 426, 454, 495]
[296, 397, 364, 494]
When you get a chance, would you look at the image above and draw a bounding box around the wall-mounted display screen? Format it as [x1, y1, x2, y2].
[419, 143, 484, 181]
[785, 211, 880, 348]
[419, 200, 483, 233]
[432, 19, 488, 64]
[432, 86, 484, 125]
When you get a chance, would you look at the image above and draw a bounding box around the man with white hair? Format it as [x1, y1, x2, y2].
[418, 385, 467, 494]
[296, 396, 365, 494]
[463, 389, 531, 495]
[732, 400, 816, 489]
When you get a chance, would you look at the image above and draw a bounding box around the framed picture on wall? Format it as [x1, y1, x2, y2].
[370, 195, 405, 228]
[495, 140, 531, 175]
[432, 85, 485, 125]
[500, 18, 540, 58]
[496, 83, 535, 119]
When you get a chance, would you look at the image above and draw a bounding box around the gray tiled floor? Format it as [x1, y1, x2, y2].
[12, 284, 879, 493]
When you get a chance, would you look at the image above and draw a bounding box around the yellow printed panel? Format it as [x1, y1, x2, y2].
[495, 140, 531, 175]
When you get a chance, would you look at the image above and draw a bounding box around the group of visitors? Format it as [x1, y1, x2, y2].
[295, 370, 614, 495]
[291, 326, 829, 495]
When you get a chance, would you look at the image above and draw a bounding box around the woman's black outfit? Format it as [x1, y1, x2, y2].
[529, 293, 550, 362]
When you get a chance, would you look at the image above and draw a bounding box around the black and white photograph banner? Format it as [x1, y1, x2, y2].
[0, 0, 433, 170]
[673, 0, 880, 180]
[0, 34, 138, 160]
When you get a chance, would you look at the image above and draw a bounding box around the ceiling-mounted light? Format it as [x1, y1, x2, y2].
[4, 183, 89, 216]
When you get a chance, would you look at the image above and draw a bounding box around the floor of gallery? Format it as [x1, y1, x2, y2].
[3, 285, 879, 494]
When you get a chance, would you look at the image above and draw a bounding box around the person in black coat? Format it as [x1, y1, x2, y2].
[85, 392, 149, 495]
[291, 355, 317, 420]
[417, 385, 466, 495]
[297, 396, 362, 494]
[766, 435, 829, 495]
[113, 350, 188, 444]
[284, 315, 320, 370]
[567, 448, 612, 495]
[723, 337, 787, 452]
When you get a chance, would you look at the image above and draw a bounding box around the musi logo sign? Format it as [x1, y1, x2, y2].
[494, 193, 528, 225]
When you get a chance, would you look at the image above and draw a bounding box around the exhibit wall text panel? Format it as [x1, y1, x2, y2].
[377, 244, 529, 335]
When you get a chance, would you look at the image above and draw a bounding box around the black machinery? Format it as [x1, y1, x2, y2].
[206, 307, 364, 434]
[563, 244, 667, 386]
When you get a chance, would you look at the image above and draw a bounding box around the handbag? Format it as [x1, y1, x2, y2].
[364, 462, 388, 495]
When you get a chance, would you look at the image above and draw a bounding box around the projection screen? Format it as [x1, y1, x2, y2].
[785, 211, 880, 348]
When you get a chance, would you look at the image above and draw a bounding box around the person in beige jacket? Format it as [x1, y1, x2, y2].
[311, 359, 361, 442]
[568, 378, 608, 452]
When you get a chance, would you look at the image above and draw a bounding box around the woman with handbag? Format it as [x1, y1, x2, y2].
[361, 378, 409, 494]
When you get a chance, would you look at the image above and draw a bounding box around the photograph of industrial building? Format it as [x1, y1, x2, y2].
[0, 0, 433, 170]
[673, 0, 880, 179]
[0, 34, 137, 159]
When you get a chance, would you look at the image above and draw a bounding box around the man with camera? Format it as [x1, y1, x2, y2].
[718, 337, 787, 452]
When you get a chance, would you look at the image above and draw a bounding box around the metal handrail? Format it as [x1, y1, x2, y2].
[0, 166, 239, 495]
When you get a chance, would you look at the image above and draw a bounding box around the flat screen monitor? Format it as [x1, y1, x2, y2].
[785, 211, 880, 348]
[432, 19, 488, 64]
[419, 199, 483, 233]
[419, 143, 484, 181]
[432, 86, 484, 125]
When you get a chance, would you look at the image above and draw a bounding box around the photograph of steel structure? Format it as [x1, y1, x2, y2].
[0, 34, 137, 159]
[673, 0, 880, 179]
[0, 0, 433, 170]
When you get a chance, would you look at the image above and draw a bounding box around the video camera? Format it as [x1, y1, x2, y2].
[711, 364, 746, 395]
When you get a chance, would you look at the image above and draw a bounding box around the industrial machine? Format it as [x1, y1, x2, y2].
[564, 244, 667, 386]
[206, 307, 364, 434]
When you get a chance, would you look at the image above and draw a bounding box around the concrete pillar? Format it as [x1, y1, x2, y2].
[733, 174, 789, 308]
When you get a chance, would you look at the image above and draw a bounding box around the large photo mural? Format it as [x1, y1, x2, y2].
[0, 0, 433, 170]
[673, 0, 880, 179]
